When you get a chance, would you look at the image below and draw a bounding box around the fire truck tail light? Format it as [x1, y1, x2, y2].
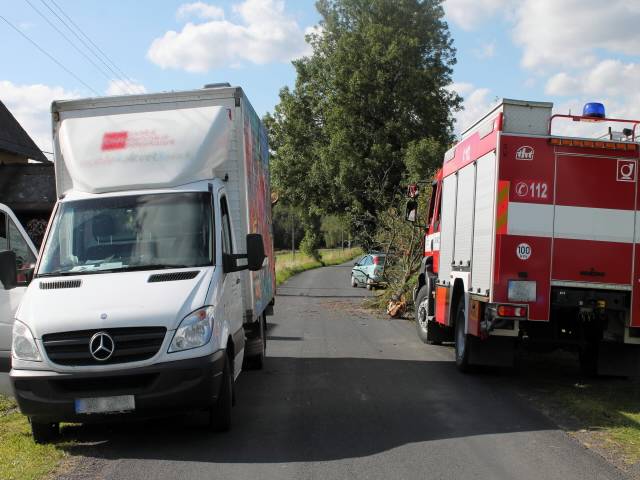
[508, 280, 536, 302]
[497, 305, 527, 318]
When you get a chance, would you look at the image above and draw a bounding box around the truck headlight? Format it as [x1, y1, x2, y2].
[508, 280, 536, 302]
[169, 307, 214, 353]
[12, 320, 42, 362]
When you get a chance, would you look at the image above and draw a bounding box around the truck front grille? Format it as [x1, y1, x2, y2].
[42, 327, 167, 366]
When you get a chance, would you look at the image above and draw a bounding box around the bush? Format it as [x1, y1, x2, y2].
[300, 230, 322, 262]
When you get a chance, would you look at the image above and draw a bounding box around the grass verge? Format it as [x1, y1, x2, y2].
[0, 394, 68, 480]
[514, 353, 640, 470]
[275, 247, 362, 285]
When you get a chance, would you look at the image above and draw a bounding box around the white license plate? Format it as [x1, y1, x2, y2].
[74, 395, 135, 414]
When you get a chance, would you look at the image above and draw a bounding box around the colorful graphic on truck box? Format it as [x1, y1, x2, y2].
[243, 100, 275, 315]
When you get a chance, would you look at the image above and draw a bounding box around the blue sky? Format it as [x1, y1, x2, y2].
[2, 0, 640, 155]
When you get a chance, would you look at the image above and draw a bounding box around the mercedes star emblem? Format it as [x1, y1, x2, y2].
[89, 332, 115, 361]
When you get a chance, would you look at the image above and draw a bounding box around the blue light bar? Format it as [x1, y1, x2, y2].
[583, 102, 606, 118]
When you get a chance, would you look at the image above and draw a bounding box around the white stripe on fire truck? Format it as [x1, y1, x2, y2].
[507, 202, 636, 243]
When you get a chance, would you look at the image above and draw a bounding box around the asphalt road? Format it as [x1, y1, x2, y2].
[58, 262, 625, 480]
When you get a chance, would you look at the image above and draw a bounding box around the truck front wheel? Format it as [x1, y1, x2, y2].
[415, 282, 441, 345]
[30, 419, 59, 444]
[210, 352, 233, 432]
[243, 314, 266, 370]
[579, 342, 599, 377]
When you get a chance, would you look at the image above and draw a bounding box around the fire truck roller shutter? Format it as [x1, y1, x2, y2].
[453, 163, 475, 270]
[438, 174, 457, 285]
[471, 151, 497, 295]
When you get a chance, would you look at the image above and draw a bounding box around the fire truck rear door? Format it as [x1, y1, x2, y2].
[552, 154, 636, 287]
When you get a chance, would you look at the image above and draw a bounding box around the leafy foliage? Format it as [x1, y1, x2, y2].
[272, 204, 305, 249]
[266, 0, 460, 244]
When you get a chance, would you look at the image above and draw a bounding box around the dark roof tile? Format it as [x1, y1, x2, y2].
[0, 100, 48, 162]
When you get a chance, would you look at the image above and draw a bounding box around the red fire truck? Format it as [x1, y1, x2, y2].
[408, 99, 640, 375]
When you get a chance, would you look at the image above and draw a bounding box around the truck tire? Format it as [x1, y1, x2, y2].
[579, 343, 599, 377]
[454, 300, 471, 373]
[30, 419, 59, 444]
[210, 352, 232, 432]
[243, 314, 266, 370]
[415, 281, 441, 345]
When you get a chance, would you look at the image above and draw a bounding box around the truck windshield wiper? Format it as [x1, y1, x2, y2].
[36, 264, 194, 278]
[36, 271, 83, 278]
[115, 264, 191, 272]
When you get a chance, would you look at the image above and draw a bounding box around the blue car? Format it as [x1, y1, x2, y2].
[351, 253, 386, 290]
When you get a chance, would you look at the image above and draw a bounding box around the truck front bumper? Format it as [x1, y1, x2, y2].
[10, 350, 226, 423]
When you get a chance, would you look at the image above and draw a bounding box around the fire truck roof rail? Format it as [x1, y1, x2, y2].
[460, 98, 553, 140]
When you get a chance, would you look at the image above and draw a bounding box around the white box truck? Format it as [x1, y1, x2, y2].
[5, 85, 275, 442]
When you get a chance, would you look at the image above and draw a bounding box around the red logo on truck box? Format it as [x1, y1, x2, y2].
[101, 132, 128, 151]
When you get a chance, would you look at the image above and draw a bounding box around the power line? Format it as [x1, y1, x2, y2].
[38, 0, 137, 93]
[23, 0, 124, 91]
[25, 0, 139, 93]
[0, 14, 99, 95]
[46, 0, 141, 93]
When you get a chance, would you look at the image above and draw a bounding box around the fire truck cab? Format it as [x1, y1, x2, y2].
[410, 99, 640, 375]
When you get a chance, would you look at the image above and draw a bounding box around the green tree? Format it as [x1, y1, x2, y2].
[266, 0, 460, 244]
[321, 214, 350, 248]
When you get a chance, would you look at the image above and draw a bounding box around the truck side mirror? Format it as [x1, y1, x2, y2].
[246, 234, 265, 271]
[0, 250, 18, 290]
[405, 200, 418, 223]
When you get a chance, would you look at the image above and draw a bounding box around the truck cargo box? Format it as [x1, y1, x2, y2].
[51, 87, 275, 322]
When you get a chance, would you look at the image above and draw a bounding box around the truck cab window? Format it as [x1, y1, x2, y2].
[221, 196, 233, 255]
[426, 185, 437, 227]
[0, 212, 7, 251]
[8, 218, 36, 284]
[38, 192, 214, 277]
[431, 183, 442, 231]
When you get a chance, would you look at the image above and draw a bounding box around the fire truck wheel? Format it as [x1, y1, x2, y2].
[579, 343, 599, 377]
[454, 300, 471, 372]
[415, 284, 440, 345]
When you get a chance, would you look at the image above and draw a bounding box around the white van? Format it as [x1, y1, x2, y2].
[0, 204, 38, 394]
[9, 86, 275, 443]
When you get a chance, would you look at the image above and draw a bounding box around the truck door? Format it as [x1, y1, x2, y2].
[552, 154, 636, 286]
[220, 195, 243, 372]
[424, 179, 442, 273]
[0, 205, 38, 393]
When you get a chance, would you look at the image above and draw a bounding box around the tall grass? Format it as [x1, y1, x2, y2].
[275, 248, 362, 285]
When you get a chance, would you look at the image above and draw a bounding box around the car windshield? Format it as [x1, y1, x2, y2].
[38, 192, 213, 277]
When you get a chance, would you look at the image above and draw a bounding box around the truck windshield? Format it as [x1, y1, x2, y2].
[38, 192, 213, 277]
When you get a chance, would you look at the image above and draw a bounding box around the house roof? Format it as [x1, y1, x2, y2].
[0, 100, 48, 162]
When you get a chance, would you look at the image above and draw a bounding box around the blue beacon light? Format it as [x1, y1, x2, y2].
[583, 102, 606, 119]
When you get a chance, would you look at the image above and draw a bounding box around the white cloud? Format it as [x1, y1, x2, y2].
[514, 0, 640, 70]
[148, 0, 311, 73]
[444, 0, 511, 30]
[545, 73, 580, 96]
[473, 41, 496, 60]
[177, 2, 224, 21]
[545, 60, 640, 98]
[106, 79, 147, 95]
[447, 82, 497, 135]
[0, 81, 78, 155]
